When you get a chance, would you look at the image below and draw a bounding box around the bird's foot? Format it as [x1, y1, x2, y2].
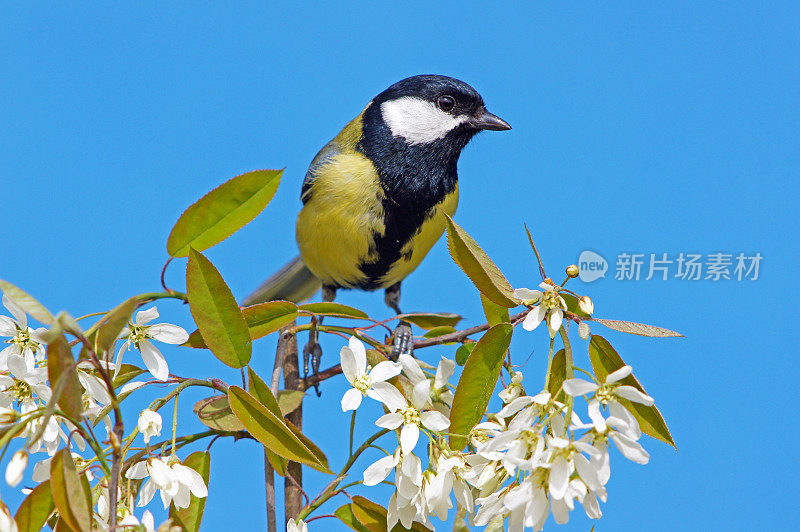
[390, 321, 414, 359]
[302, 340, 323, 397]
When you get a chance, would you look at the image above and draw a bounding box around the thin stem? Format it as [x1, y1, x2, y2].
[297, 429, 389, 521]
[559, 327, 575, 437]
[348, 410, 356, 458]
[171, 394, 179, 457]
[160, 257, 174, 293]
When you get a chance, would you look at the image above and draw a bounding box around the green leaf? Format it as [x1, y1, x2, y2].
[111, 364, 147, 388]
[589, 335, 676, 448]
[49, 449, 92, 532]
[335, 504, 373, 532]
[0, 279, 54, 325]
[167, 169, 283, 257]
[449, 324, 513, 450]
[298, 302, 368, 319]
[90, 297, 138, 354]
[193, 395, 246, 432]
[15, 480, 54, 532]
[423, 325, 456, 339]
[397, 312, 462, 330]
[170, 451, 211, 532]
[277, 390, 305, 416]
[186, 249, 251, 368]
[247, 367, 281, 415]
[481, 293, 510, 326]
[265, 448, 288, 477]
[455, 341, 476, 366]
[349, 496, 431, 532]
[243, 300, 299, 339]
[444, 216, 517, 308]
[546, 349, 568, 403]
[590, 318, 684, 338]
[184, 300, 299, 349]
[46, 333, 82, 420]
[228, 386, 330, 473]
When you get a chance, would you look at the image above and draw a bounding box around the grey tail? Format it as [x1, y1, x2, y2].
[242, 256, 321, 306]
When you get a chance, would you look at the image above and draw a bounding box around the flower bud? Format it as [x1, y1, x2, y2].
[0, 407, 18, 425]
[579, 321, 591, 340]
[578, 296, 594, 315]
[566, 264, 580, 278]
[5, 450, 27, 487]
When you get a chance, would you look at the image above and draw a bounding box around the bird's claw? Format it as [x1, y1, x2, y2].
[390, 321, 414, 359]
[303, 341, 323, 397]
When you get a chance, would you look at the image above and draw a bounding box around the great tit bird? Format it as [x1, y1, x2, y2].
[244, 75, 510, 381]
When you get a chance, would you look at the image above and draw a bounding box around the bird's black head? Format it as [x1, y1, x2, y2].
[358, 74, 510, 184]
[366, 74, 511, 148]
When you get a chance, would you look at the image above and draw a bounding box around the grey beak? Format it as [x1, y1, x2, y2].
[469, 107, 511, 131]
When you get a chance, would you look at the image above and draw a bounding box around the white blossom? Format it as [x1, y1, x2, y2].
[126, 456, 207, 509]
[286, 518, 307, 532]
[514, 283, 568, 337]
[116, 307, 188, 381]
[138, 409, 162, 445]
[339, 336, 401, 412]
[0, 295, 48, 372]
[373, 382, 449, 455]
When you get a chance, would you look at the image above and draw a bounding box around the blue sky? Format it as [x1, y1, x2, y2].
[1, 2, 797, 530]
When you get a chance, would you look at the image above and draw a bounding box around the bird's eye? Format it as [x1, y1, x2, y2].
[437, 95, 456, 112]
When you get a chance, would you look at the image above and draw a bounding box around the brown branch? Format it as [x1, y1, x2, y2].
[300, 309, 531, 391]
[280, 323, 304, 524]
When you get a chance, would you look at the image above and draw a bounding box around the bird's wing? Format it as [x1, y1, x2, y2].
[301, 140, 342, 204]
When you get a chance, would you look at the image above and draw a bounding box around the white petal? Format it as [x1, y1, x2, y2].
[574, 453, 602, 491]
[5, 451, 27, 487]
[148, 324, 189, 345]
[496, 396, 534, 418]
[148, 458, 173, 487]
[522, 305, 545, 331]
[339, 346, 359, 384]
[610, 432, 650, 464]
[3, 295, 27, 329]
[7, 354, 29, 380]
[434, 357, 456, 389]
[0, 316, 16, 336]
[605, 365, 632, 383]
[135, 307, 159, 325]
[613, 385, 654, 406]
[137, 478, 158, 507]
[348, 336, 367, 372]
[363, 455, 396, 486]
[411, 379, 431, 410]
[369, 361, 402, 383]
[371, 382, 407, 411]
[375, 413, 403, 430]
[548, 456, 570, 499]
[548, 309, 563, 334]
[420, 410, 450, 432]
[513, 288, 542, 303]
[140, 340, 169, 381]
[588, 400, 607, 433]
[399, 354, 426, 384]
[562, 378, 599, 397]
[125, 461, 149, 479]
[341, 388, 363, 412]
[400, 423, 419, 454]
[179, 464, 207, 497]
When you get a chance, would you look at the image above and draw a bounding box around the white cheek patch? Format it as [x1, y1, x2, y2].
[380, 96, 467, 145]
